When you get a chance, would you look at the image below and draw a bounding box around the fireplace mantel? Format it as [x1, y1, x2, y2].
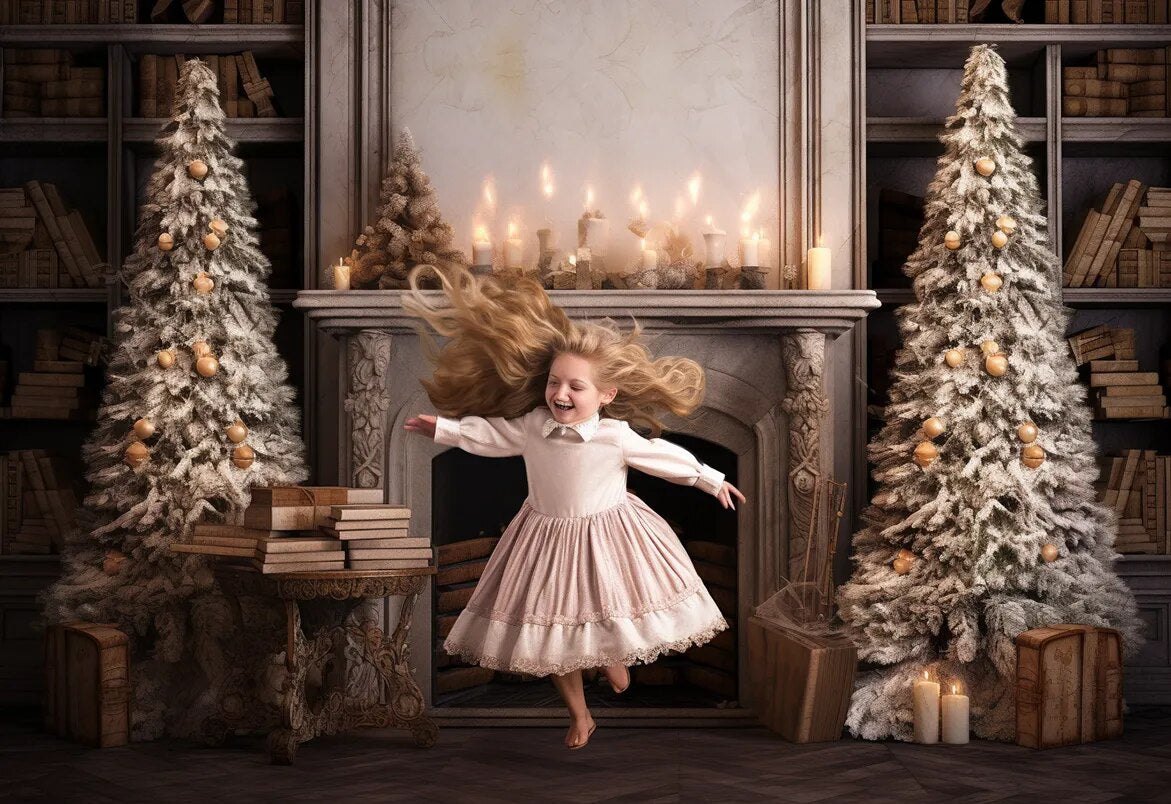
[293, 290, 880, 335]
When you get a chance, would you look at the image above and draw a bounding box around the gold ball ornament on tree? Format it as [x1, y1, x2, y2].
[192, 272, 215, 293]
[913, 441, 939, 468]
[923, 416, 946, 439]
[985, 353, 1009, 377]
[1017, 422, 1039, 443]
[944, 230, 962, 250]
[208, 218, 229, 238]
[124, 441, 149, 468]
[226, 419, 248, 444]
[132, 417, 155, 439]
[232, 444, 255, 469]
[156, 349, 176, 369]
[996, 214, 1017, 233]
[975, 157, 996, 177]
[980, 272, 1003, 292]
[1022, 444, 1046, 469]
[157, 232, 174, 252]
[991, 229, 1009, 249]
[188, 159, 208, 180]
[893, 557, 913, 575]
[195, 355, 220, 377]
[1040, 543, 1059, 562]
[192, 340, 211, 358]
[203, 232, 221, 251]
[980, 339, 1000, 355]
[944, 348, 966, 368]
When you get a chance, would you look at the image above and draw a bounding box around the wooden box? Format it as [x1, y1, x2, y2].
[1015, 623, 1122, 749]
[44, 622, 130, 748]
[746, 614, 857, 743]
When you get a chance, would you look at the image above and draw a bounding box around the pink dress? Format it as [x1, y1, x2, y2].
[435, 407, 730, 677]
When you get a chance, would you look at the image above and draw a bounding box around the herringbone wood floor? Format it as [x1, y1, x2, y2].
[3, 707, 1170, 803]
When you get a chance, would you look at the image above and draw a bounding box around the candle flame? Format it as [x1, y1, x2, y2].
[705, 215, 713, 227]
[817, 235, 825, 248]
[740, 191, 760, 223]
[508, 221, 517, 238]
[752, 231, 760, 242]
[585, 185, 595, 210]
[540, 162, 555, 199]
[639, 200, 648, 219]
[952, 684, 957, 695]
[640, 238, 646, 250]
[474, 224, 488, 241]
[923, 671, 929, 680]
[481, 177, 496, 210]
[688, 172, 702, 206]
[568, 253, 576, 266]
[629, 184, 643, 207]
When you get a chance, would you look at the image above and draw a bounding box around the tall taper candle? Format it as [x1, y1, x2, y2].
[913, 671, 940, 744]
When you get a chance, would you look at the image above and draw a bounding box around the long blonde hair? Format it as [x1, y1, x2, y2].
[403, 266, 704, 436]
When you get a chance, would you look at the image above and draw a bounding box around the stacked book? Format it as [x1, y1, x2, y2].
[2, 49, 104, 118]
[1, 1, 137, 23]
[177, 523, 345, 573]
[866, 1, 969, 23]
[1046, 2, 1171, 23]
[1096, 450, 1170, 554]
[224, 0, 305, 22]
[0, 450, 80, 555]
[1063, 180, 1148, 287]
[0, 182, 105, 288]
[1064, 48, 1171, 117]
[139, 51, 277, 118]
[1068, 324, 1135, 364]
[321, 505, 431, 570]
[5, 346, 96, 421]
[1088, 359, 1169, 420]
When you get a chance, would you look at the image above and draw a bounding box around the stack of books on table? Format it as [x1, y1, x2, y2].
[178, 523, 345, 574]
[1096, 449, 1170, 554]
[320, 505, 431, 570]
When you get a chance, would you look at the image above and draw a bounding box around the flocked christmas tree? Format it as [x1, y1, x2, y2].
[346, 128, 465, 288]
[42, 59, 307, 738]
[837, 45, 1141, 741]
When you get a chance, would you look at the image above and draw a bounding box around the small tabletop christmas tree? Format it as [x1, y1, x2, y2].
[346, 128, 465, 288]
[837, 44, 1140, 741]
[42, 59, 307, 739]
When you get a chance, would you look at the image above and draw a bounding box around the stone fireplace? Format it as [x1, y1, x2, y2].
[293, 289, 878, 724]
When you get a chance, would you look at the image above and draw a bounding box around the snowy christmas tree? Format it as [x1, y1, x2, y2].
[837, 44, 1140, 741]
[346, 128, 465, 288]
[42, 59, 307, 739]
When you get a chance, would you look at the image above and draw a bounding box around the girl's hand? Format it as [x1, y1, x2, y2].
[404, 414, 438, 439]
[717, 481, 746, 511]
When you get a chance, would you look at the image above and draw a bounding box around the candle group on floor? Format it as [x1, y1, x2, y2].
[912, 671, 970, 744]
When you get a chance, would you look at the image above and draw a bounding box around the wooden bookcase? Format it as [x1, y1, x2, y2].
[864, 22, 1171, 704]
[0, 17, 314, 705]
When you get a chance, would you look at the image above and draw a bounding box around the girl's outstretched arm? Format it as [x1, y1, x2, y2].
[405, 409, 539, 457]
[620, 424, 746, 508]
[404, 414, 437, 439]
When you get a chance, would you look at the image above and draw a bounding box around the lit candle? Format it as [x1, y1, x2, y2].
[472, 225, 492, 266]
[582, 216, 609, 256]
[640, 239, 657, 270]
[941, 683, 970, 745]
[504, 222, 523, 268]
[807, 243, 831, 290]
[740, 232, 760, 267]
[332, 257, 350, 290]
[757, 229, 772, 269]
[702, 217, 726, 266]
[913, 670, 940, 744]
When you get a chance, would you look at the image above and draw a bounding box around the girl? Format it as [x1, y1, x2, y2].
[403, 267, 745, 750]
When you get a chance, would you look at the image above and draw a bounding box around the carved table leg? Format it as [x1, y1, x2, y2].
[271, 599, 309, 765]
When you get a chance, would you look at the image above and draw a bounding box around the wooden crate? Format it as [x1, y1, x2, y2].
[1015, 623, 1122, 749]
[746, 615, 856, 743]
[44, 622, 130, 748]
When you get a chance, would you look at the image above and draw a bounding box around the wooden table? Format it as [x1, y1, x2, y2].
[207, 564, 439, 763]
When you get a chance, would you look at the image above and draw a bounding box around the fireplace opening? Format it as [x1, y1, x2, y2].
[431, 432, 739, 709]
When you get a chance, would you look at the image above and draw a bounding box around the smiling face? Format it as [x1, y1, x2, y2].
[545, 352, 617, 425]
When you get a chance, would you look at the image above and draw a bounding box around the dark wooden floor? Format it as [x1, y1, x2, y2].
[3, 706, 1171, 803]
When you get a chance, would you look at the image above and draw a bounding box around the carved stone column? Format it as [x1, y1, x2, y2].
[780, 329, 829, 579]
[345, 330, 392, 489]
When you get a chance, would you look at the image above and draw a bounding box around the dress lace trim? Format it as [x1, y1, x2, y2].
[442, 614, 730, 677]
[464, 581, 704, 627]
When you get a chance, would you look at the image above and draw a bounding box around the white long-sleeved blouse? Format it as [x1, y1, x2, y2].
[434, 408, 725, 519]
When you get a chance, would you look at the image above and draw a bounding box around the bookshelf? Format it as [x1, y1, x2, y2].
[863, 21, 1171, 704]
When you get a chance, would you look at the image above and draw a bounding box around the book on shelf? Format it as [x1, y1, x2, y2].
[0, 0, 137, 24]
[867, 0, 968, 23]
[1099, 449, 1171, 554]
[0, 449, 81, 555]
[1059, 181, 1171, 287]
[1, 50, 105, 118]
[16, 181, 105, 288]
[138, 50, 278, 118]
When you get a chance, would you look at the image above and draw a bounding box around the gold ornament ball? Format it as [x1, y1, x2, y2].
[944, 230, 962, 250]
[896, 548, 915, 561]
[923, 416, 946, 439]
[124, 441, 149, 468]
[226, 419, 248, 444]
[991, 229, 1009, 249]
[195, 355, 220, 377]
[158, 232, 174, 252]
[192, 340, 211, 358]
[1017, 422, 1038, 443]
[193, 272, 215, 293]
[1040, 543, 1059, 562]
[981, 339, 1000, 355]
[980, 272, 1003, 292]
[232, 444, 255, 469]
[944, 348, 966, 368]
[996, 214, 1017, 233]
[985, 353, 1009, 377]
[975, 157, 996, 177]
[188, 159, 208, 180]
[208, 218, 229, 237]
[133, 417, 155, 439]
[156, 349, 176, 369]
[893, 557, 913, 575]
[203, 232, 221, 251]
[1022, 444, 1046, 469]
[913, 441, 939, 468]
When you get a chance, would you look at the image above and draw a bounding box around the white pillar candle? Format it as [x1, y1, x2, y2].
[504, 223, 523, 268]
[702, 228, 726, 266]
[807, 246, 831, 289]
[582, 217, 609, 256]
[941, 685, 969, 745]
[537, 227, 556, 254]
[472, 226, 492, 266]
[740, 233, 760, 267]
[640, 239, 657, 270]
[332, 258, 350, 290]
[757, 232, 772, 269]
[913, 671, 940, 744]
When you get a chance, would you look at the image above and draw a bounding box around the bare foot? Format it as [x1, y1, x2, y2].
[602, 664, 630, 693]
[565, 716, 596, 749]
